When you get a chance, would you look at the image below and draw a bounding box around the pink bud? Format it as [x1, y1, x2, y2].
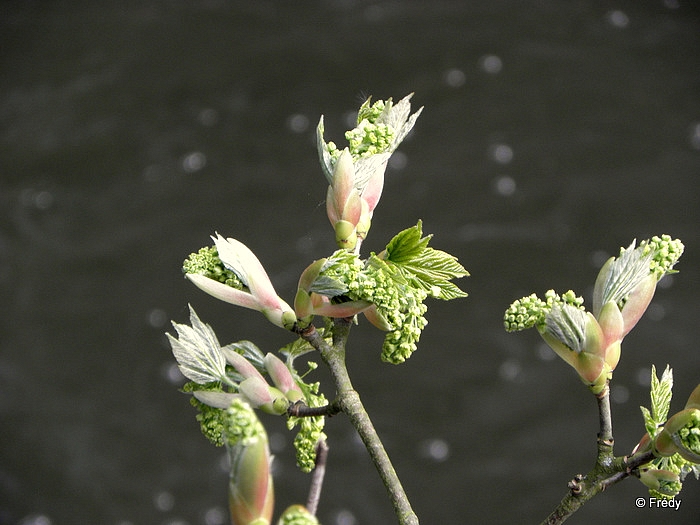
[221, 348, 266, 382]
[264, 353, 303, 402]
[239, 377, 289, 415]
[620, 274, 656, 337]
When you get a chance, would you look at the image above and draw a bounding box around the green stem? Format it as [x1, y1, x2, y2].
[300, 320, 419, 525]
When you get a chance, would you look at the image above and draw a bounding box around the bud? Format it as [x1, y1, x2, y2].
[654, 408, 700, 463]
[639, 468, 682, 498]
[264, 353, 303, 403]
[239, 377, 289, 415]
[224, 400, 274, 525]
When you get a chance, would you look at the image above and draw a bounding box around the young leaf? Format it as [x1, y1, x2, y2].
[652, 365, 674, 423]
[384, 220, 431, 263]
[382, 221, 469, 300]
[640, 365, 674, 439]
[167, 305, 228, 384]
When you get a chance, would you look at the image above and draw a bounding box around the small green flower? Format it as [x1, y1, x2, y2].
[277, 505, 320, 525]
[183, 246, 244, 288]
[641, 235, 684, 280]
[287, 380, 327, 473]
[503, 290, 583, 332]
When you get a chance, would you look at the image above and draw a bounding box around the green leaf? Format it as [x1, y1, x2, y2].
[640, 364, 674, 439]
[384, 220, 431, 264]
[382, 220, 469, 300]
[167, 305, 228, 384]
[651, 364, 674, 423]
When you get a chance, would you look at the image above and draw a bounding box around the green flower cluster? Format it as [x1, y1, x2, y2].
[345, 121, 395, 159]
[182, 381, 270, 449]
[639, 235, 684, 280]
[183, 381, 227, 447]
[321, 251, 429, 364]
[277, 505, 320, 525]
[182, 246, 243, 289]
[677, 413, 700, 457]
[224, 398, 266, 447]
[325, 98, 396, 163]
[504, 289, 584, 332]
[288, 380, 327, 473]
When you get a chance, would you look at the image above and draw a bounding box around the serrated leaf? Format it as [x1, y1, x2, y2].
[384, 220, 431, 264]
[383, 221, 469, 300]
[167, 305, 228, 384]
[640, 365, 674, 439]
[640, 405, 656, 437]
[651, 364, 674, 423]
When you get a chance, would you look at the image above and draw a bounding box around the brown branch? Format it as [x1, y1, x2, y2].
[288, 400, 341, 418]
[306, 439, 329, 515]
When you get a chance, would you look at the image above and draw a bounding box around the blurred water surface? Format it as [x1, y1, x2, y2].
[1, 1, 699, 524]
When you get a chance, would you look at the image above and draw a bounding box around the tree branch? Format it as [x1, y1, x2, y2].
[541, 382, 656, 525]
[299, 320, 420, 525]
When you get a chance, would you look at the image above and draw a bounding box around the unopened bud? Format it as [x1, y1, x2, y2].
[264, 353, 303, 403]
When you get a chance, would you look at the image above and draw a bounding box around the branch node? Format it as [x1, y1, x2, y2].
[568, 474, 584, 494]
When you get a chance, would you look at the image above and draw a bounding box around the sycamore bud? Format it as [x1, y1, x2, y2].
[264, 353, 303, 403]
[317, 95, 423, 248]
[654, 408, 700, 463]
[639, 468, 682, 498]
[224, 399, 274, 525]
[593, 235, 683, 336]
[239, 377, 289, 415]
[185, 235, 295, 329]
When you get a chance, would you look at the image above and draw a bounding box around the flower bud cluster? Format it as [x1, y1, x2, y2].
[641, 234, 684, 280]
[288, 382, 327, 473]
[320, 251, 429, 363]
[183, 246, 243, 289]
[318, 95, 422, 250]
[503, 289, 583, 332]
[277, 505, 320, 525]
[504, 235, 683, 393]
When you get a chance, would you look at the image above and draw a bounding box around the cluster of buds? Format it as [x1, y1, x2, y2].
[184, 234, 297, 329]
[317, 95, 422, 250]
[504, 236, 683, 393]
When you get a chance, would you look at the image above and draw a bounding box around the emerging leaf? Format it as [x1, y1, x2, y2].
[640, 365, 674, 440]
[382, 220, 469, 300]
[167, 305, 228, 384]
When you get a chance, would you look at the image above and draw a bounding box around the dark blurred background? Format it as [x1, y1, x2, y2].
[1, 1, 699, 524]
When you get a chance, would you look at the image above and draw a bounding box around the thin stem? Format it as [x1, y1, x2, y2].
[300, 321, 419, 525]
[288, 400, 341, 418]
[306, 439, 329, 515]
